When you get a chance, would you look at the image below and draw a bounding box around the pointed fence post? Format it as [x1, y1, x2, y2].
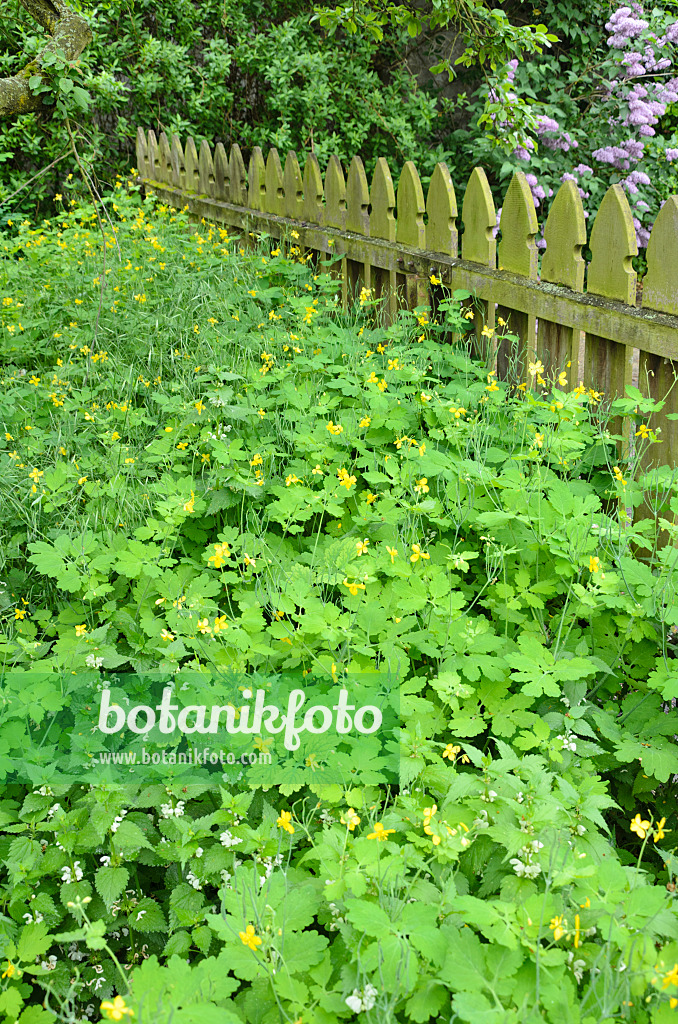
[370, 157, 397, 323]
[584, 184, 637, 447]
[426, 162, 457, 339]
[169, 135, 184, 191]
[461, 167, 497, 361]
[213, 143, 230, 202]
[157, 132, 173, 187]
[346, 155, 370, 305]
[284, 151, 304, 221]
[136, 128, 149, 181]
[183, 137, 200, 194]
[538, 179, 587, 385]
[494, 171, 538, 382]
[639, 196, 678, 476]
[324, 155, 347, 309]
[229, 144, 248, 206]
[396, 161, 427, 312]
[264, 148, 285, 222]
[198, 140, 215, 198]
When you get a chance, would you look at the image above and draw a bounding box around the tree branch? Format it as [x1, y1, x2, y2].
[0, 0, 92, 117]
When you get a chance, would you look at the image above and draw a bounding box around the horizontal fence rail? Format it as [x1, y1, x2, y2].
[135, 128, 678, 469]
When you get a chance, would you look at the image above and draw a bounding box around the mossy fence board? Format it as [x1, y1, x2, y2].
[136, 129, 678, 469]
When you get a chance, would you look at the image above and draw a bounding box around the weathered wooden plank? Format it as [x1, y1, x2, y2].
[461, 166, 496, 360]
[183, 137, 200, 194]
[157, 132, 173, 186]
[169, 135, 185, 191]
[229, 144, 248, 207]
[213, 143, 230, 202]
[369, 158, 397, 322]
[303, 153, 324, 225]
[396, 161, 426, 249]
[136, 128, 149, 180]
[324, 155, 347, 231]
[198, 140, 215, 198]
[265, 148, 285, 217]
[283, 151, 304, 221]
[346, 155, 370, 237]
[495, 172, 538, 381]
[538, 179, 587, 383]
[426, 162, 457, 257]
[248, 147, 266, 212]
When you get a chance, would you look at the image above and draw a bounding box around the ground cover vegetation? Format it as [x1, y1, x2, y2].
[0, 176, 676, 1022]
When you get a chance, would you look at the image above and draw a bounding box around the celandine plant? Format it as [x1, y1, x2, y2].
[0, 181, 675, 1022]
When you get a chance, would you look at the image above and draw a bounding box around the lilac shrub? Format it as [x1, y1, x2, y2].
[489, 3, 678, 254]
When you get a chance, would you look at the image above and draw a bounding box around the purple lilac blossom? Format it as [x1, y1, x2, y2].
[665, 148, 678, 160]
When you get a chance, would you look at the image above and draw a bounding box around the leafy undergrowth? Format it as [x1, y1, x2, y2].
[0, 179, 676, 1024]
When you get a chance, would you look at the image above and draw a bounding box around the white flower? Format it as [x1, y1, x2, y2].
[61, 866, 73, 884]
[186, 871, 202, 890]
[47, 803, 61, 820]
[40, 956, 57, 971]
[195, 847, 203, 858]
[220, 830, 242, 847]
[575, 823, 586, 835]
[68, 942, 85, 961]
[160, 800, 186, 819]
[85, 654, 104, 669]
[516, 792, 524, 803]
[345, 984, 378, 1013]
[509, 858, 527, 877]
[111, 809, 127, 833]
[136, 910, 147, 922]
[100, 855, 111, 866]
[562, 733, 577, 752]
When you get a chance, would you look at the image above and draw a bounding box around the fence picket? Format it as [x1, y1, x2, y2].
[170, 135, 184, 190]
[303, 153, 324, 225]
[136, 128, 149, 180]
[157, 132, 173, 187]
[495, 172, 538, 381]
[346, 155, 370, 302]
[538, 179, 587, 384]
[426, 162, 457, 258]
[396, 162, 427, 310]
[461, 167, 496, 357]
[198, 140, 215, 198]
[639, 196, 678, 472]
[284, 151, 304, 221]
[585, 184, 637, 444]
[248, 147, 266, 212]
[213, 143, 230, 202]
[265, 149, 285, 217]
[183, 138, 200, 194]
[230, 144, 248, 206]
[370, 157, 397, 321]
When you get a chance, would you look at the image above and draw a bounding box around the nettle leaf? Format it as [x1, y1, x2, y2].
[131, 897, 168, 933]
[16, 920, 51, 963]
[95, 866, 129, 908]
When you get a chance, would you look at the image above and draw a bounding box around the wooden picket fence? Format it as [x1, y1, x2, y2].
[135, 128, 678, 469]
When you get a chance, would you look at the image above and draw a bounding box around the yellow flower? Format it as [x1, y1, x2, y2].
[160, 629, 174, 641]
[359, 416, 371, 428]
[214, 615, 228, 632]
[277, 809, 295, 834]
[366, 371, 379, 385]
[557, 371, 568, 387]
[356, 538, 369, 556]
[429, 274, 441, 285]
[4, 433, 12, 441]
[239, 924, 262, 951]
[1, 962, 16, 979]
[194, 400, 205, 415]
[411, 544, 430, 563]
[533, 433, 544, 449]
[367, 821, 395, 842]
[365, 492, 377, 504]
[481, 325, 494, 338]
[613, 466, 627, 486]
[528, 360, 545, 377]
[326, 421, 343, 435]
[78, 476, 88, 486]
[75, 624, 88, 637]
[250, 453, 263, 467]
[573, 913, 581, 949]
[630, 812, 651, 839]
[258, 408, 266, 418]
[28, 467, 43, 482]
[422, 804, 437, 825]
[662, 963, 678, 989]
[176, 442, 188, 451]
[486, 381, 499, 392]
[340, 807, 361, 831]
[197, 618, 212, 635]
[183, 491, 195, 513]
[285, 474, 301, 486]
[589, 556, 600, 574]
[652, 816, 670, 842]
[100, 996, 134, 1021]
[442, 743, 461, 761]
[414, 477, 429, 494]
[14, 608, 27, 620]
[385, 546, 397, 563]
[312, 464, 324, 475]
[343, 578, 365, 596]
[208, 542, 231, 568]
[549, 916, 566, 942]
